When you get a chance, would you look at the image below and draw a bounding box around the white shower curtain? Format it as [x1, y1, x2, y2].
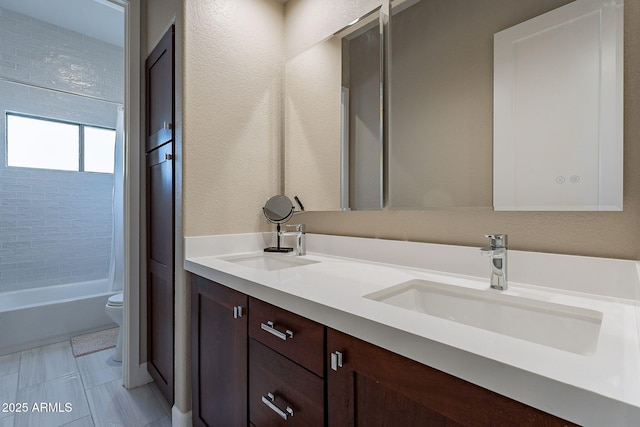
[109, 105, 125, 292]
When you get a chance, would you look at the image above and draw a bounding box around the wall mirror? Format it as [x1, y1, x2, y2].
[388, 0, 496, 209]
[284, 6, 382, 211]
[493, 0, 623, 211]
[284, 35, 343, 211]
[284, 0, 624, 212]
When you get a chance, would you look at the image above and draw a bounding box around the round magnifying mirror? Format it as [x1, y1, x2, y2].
[263, 195, 295, 224]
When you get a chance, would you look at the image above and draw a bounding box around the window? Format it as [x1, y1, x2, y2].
[84, 126, 117, 173]
[6, 113, 116, 173]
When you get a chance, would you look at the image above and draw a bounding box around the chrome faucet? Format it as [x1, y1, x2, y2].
[480, 234, 508, 290]
[278, 224, 306, 256]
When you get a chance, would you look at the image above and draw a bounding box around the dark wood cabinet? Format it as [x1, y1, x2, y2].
[145, 25, 175, 405]
[248, 298, 325, 377]
[189, 273, 577, 427]
[145, 24, 174, 153]
[248, 299, 326, 426]
[249, 339, 325, 426]
[191, 275, 248, 427]
[146, 143, 174, 403]
[326, 328, 577, 427]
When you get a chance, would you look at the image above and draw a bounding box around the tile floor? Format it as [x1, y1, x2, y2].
[0, 341, 171, 427]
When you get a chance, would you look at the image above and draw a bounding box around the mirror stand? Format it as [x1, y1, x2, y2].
[264, 223, 294, 253]
[262, 195, 296, 252]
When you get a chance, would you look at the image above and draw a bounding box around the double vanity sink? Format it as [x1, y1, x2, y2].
[219, 252, 602, 356]
[184, 232, 640, 425]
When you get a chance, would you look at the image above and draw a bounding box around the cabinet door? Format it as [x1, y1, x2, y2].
[191, 275, 248, 427]
[327, 329, 576, 427]
[145, 24, 175, 405]
[146, 142, 174, 404]
[145, 25, 174, 153]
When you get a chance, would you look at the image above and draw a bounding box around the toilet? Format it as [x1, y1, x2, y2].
[105, 292, 124, 362]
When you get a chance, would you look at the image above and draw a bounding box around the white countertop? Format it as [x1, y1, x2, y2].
[184, 232, 640, 426]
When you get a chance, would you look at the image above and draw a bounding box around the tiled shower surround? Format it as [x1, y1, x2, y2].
[0, 8, 123, 292]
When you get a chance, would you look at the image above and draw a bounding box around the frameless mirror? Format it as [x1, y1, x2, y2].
[284, 0, 624, 212]
[388, 0, 494, 209]
[389, 0, 582, 210]
[493, 0, 623, 211]
[284, 36, 342, 211]
[342, 12, 384, 211]
[284, 7, 382, 212]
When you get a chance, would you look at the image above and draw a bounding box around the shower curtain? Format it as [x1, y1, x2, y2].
[109, 105, 125, 292]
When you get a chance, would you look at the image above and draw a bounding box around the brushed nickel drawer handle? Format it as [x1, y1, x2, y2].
[331, 351, 343, 371]
[260, 321, 294, 341]
[261, 392, 294, 420]
[233, 305, 244, 319]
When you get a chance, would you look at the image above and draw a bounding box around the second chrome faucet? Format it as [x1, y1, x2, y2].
[480, 234, 508, 290]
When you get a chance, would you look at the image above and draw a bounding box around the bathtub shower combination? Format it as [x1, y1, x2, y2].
[0, 1, 127, 357]
[0, 280, 118, 355]
[0, 108, 126, 357]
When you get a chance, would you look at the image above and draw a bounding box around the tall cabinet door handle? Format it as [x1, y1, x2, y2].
[331, 351, 343, 371]
[233, 306, 245, 319]
[261, 392, 294, 420]
[260, 321, 294, 340]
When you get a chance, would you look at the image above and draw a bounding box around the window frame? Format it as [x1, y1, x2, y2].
[5, 111, 116, 173]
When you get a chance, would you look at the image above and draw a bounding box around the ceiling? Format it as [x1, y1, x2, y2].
[0, 0, 124, 47]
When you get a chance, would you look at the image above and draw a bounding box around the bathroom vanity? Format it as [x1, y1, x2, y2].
[191, 275, 573, 426]
[185, 233, 640, 426]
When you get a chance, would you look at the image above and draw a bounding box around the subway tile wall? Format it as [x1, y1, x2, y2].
[0, 8, 124, 292]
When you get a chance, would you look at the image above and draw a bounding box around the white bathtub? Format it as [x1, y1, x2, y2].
[0, 279, 118, 356]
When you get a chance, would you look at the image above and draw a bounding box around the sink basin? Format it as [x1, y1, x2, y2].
[220, 253, 319, 272]
[365, 279, 602, 355]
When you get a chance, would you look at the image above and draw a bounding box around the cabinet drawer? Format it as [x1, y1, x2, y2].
[249, 298, 325, 376]
[250, 339, 324, 427]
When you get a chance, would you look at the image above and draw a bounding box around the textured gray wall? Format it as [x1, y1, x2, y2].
[0, 8, 123, 292]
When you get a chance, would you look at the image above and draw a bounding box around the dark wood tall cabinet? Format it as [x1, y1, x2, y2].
[145, 25, 175, 405]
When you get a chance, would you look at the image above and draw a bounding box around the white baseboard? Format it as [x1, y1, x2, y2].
[172, 405, 192, 427]
[136, 363, 192, 427]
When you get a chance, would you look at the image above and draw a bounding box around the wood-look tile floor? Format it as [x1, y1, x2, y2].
[0, 342, 170, 427]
